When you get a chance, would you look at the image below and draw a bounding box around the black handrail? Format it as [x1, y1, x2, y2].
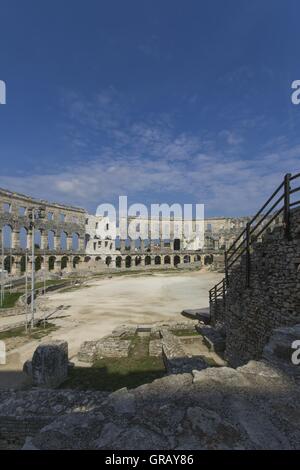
[209, 172, 300, 313]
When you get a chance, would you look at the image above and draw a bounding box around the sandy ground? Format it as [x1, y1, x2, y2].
[0, 270, 222, 388]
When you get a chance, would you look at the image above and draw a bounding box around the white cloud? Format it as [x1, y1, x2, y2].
[1, 90, 299, 216]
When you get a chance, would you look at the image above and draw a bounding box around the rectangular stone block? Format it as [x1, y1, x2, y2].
[31, 340, 68, 388]
[0, 340, 6, 365]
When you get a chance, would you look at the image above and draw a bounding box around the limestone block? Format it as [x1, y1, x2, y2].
[149, 339, 162, 357]
[0, 340, 6, 365]
[30, 341, 68, 388]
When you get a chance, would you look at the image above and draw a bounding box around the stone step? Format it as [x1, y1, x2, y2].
[181, 308, 211, 324]
[197, 325, 226, 353]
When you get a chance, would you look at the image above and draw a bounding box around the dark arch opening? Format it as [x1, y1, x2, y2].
[135, 256, 142, 266]
[73, 256, 81, 269]
[20, 255, 26, 273]
[154, 256, 161, 265]
[61, 256, 68, 270]
[174, 255, 180, 266]
[35, 256, 43, 272]
[204, 254, 213, 265]
[49, 256, 56, 271]
[174, 238, 181, 251]
[4, 256, 14, 273]
[106, 256, 112, 266]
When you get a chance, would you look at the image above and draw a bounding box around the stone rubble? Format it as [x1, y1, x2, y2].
[0, 324, 297, 450]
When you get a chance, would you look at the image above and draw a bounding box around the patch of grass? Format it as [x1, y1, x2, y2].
[171, 329, 200, 337]
[0, 292, 23, 309]
[0, 322, 58, 341]
[62, 333, 165, 391]
[34, 279, 69, 289]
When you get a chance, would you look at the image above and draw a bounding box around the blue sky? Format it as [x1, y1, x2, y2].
[0, 0, 300, 216]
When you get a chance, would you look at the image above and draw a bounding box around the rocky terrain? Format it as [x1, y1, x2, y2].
[0, 324, 299, 450]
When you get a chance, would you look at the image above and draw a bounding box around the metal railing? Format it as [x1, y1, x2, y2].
[209, 172, 300, 315]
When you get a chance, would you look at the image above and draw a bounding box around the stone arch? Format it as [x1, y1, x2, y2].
[154, 255, 161, 265]
[73, 255, 81, 269]
[164, 255, 171, 265]
[204, 254, 213, 265]
[2, 224, 12, 248]
[20, 227, 28, 250]
[135, 256, 142, 266]
[116, 256, 122, 268]
[145, 255, 151, 266]
[60, 231, 67, 250]
[34, 229, 41, 249]
[184, 255, 190, 264]
[35, 255, 43, 272]
[48, 230, 55, 250]
[61, 256, 69, 270]
[84, 256, 91, 263]
[115, 236, 121, 250]
[72, 233, 79, 251]
[125, 255, 132, 268]
[144, 239, 150, 252]
[4, 255, 14, 273]
[105, 256, 112, 266]
[174, 238, 181, 251]
[174, 255, 180, 266]
[20, 255, 26, 273]
[95, 256, 102, 262]
[194, 254, 201, 262]
[85, 234, 90, 248]
[48, 256, 56, 271]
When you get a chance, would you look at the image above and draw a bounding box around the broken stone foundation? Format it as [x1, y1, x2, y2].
[0, 324, 299, 450]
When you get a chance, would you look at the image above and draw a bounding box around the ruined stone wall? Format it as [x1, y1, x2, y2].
[224, 207, 300, 367]
[0, 187, 86, 275]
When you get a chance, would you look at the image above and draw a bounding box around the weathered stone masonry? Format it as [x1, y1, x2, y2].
[0, 187, 86, 275]
[222, 207, 300, 366]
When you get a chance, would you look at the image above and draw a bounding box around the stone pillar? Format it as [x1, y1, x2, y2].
[67, 237, 73, 251]
[140, 239, 145, 252]
[130, 239, 135, 252]
[54, 235, 61, 252]
[27, 231, 33, 250]
[54, 258, 62, 272]
[40, 231, 48, 250]
[11, 230, 20, 250]
[120, 239, 126, 252]
[11, 257, 22, 276]
[78, 237, 85, 252]
[160, 238, 164, 251]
